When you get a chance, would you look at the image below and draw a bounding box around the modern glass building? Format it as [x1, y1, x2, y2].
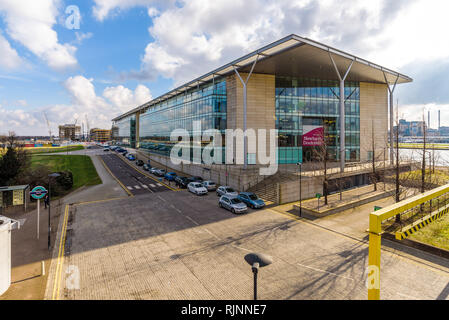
[112, 34, 411, 170]
[112, 114, 136, 148]
[139, 79, 227, 162]
[276, 77, 360, 163]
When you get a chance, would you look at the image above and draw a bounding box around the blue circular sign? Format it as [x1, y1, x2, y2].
[30, 186, 48, 200]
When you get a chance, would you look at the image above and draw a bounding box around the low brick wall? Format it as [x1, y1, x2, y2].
[278, 177, 323, 204]
[293, 190, 395, 217]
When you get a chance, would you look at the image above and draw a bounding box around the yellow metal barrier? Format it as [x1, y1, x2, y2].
[368, 184, 449, 300]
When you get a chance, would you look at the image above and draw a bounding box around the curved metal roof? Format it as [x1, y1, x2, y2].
[113, 34, 412, 121]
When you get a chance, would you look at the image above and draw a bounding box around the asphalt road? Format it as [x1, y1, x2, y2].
[49, 188, 449, 300]
[100, 153, 173, 195]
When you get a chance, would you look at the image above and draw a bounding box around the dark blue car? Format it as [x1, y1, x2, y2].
[164, 172, 177, 181]
[237, 192, 266, 209]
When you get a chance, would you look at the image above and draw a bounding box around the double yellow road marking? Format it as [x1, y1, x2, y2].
[51, 204, 70, 300]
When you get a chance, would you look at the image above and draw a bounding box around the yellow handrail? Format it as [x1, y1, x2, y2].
[368, 184, 449, 300]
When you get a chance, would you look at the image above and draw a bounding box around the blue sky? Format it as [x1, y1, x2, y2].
[1, 0, 449, 135]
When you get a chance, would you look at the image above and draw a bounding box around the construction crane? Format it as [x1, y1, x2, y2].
[85, 114, 90, 142]
[43, 112, 53, 143]
[73, 117, 78, 141]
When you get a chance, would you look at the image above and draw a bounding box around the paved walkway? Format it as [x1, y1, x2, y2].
[300, 184, 394, 213]
[1, 148, 127, 300]
[47, 190, 449, 300]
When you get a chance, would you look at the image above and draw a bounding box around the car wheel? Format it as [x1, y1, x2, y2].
[219, 202, 222, 208]
[231, 208, 236, 214]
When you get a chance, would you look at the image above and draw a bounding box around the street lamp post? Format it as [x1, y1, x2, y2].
[48, 173, 60, 251]
[297, 162, 302, 217]
[244, 253, 273, 300]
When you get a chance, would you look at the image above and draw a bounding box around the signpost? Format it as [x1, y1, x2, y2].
[316, 193, 322, 211]
[30, 186, 48, 240]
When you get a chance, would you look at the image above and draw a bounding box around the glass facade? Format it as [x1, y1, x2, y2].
[112, 114, 136, 148]
[276, 76, 360, 164]
[139, 79, 227, 162]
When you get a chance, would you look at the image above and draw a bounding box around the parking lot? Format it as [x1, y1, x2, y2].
[45, 163, 449, 300]
[40, 149, 449, 300]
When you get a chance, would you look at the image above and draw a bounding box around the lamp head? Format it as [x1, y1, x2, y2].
[244, 253, 273, 269]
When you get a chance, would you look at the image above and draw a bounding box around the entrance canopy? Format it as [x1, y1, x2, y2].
[113, 34, 412, 121]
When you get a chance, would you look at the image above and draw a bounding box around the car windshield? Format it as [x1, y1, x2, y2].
[230, 198, 242, 204]
[194, 184, 202, 188]
[226, 188, 235, 192]
[249, 194, 258, 200]
[208, 182, 215, 185]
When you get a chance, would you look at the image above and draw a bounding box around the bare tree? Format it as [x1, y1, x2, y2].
[311, 121, 338, 206]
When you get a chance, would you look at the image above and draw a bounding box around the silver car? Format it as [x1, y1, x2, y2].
[188, 182, 208, 196]
[216, 186, 238, 197]
[219, 196, 248, 214]
[202, 181, 217, 191]
[149, 167, 158, 174]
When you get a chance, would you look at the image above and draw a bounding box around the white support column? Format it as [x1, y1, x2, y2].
[233, 56, 259, 169]
[329, 53, 354, 173]
[383, 72, 399, 165]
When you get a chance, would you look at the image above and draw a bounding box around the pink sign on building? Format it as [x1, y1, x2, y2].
[302, 125, 324, 147]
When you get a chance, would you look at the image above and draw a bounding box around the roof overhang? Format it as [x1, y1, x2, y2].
[112, 34, 412, 121]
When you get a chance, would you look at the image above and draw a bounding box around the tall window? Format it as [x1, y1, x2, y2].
[139, 79, 227, 163]
[276, 77, 360, 164]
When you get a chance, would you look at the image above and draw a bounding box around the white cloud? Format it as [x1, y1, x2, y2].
[114, 0, 447, 87]
[15, 99, 27, 107]
[0, 31, 22, 69]
[92, 0, 173, 21]
[0, 106, 40, 136]
[0, 0, 78, 70]
[0, 76, 152, 136]
[74, 32, 93, 45]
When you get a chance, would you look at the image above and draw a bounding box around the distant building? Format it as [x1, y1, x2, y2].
[90, 128, 111, 143]
[59, 124, 81, 141]
[397, 119, 426, 136]
[440, 126, 449, 135]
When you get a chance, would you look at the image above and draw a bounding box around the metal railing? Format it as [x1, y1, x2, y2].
[368, 184, 449, 300]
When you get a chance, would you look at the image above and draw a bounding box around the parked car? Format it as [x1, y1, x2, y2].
[219, 196, 248, 214]
[154, 169, 166, 177]
[143, 164, 150, 171]
[127, 154, 136, 161]
[238, 192, 266, 209]
[150, 167, 158, 174]
[191, 176, 203, 182]
[175, 176, 189, 188]
[216, 186, 238, 197]
[103, 148, 110, 152]
[202, 181, 217, 191]
[136, 160, 144, 166]
[188, 182, 208, 196]
[122, 151, 128, 156]
[164, 172, 177, 181]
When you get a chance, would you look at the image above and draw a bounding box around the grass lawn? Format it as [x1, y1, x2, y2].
[26, 145, 84, 154]
[31, 154, 101, 190]
[398, 143, 449, 150]
[399, 169, 449, 182]
[409, 213, 449, 251]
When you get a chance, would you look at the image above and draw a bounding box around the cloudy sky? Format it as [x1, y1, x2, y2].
[1, 0, 449, 136]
